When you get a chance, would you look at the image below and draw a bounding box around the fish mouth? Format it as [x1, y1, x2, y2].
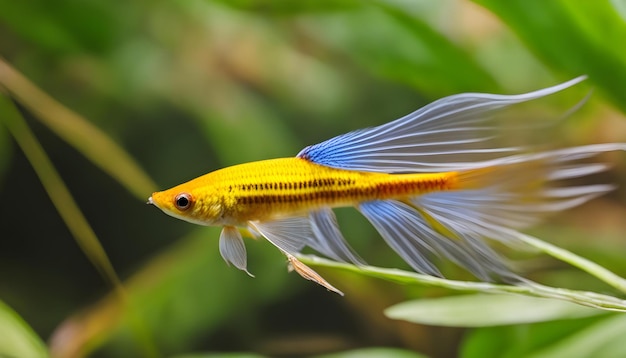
[146, 196, 154, 205]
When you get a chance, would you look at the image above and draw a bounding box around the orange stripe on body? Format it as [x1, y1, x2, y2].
[215, 157, 459, 222]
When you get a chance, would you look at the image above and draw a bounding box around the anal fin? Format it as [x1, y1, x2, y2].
[359, 199, 512, 281]
[309, 209, 365, 265]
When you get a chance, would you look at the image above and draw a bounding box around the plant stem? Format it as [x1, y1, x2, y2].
[517, 232, 626, 294]
[298, 254, 626, 312]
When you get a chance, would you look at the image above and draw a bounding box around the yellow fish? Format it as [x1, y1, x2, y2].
[148, 77, 625, 295]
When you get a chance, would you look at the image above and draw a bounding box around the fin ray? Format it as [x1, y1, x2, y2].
[298, 77, 587, 172]
[248, 216, 347, 294]
[219, 226, 254, 277]
[248, 217, 310, 255]
[359, 200, 441, 276]
[412, 144, 624, 249]
[359, 200, 512, 280]
[309, 209, 365, 265]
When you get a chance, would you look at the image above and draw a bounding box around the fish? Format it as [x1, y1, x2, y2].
[148, 76, 626, 295]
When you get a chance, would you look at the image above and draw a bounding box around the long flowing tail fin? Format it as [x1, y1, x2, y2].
[357, 144, 625, 281]
[408, 144, 625, 279]
[430, 144, 624, 232]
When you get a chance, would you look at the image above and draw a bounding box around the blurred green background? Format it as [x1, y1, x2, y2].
[1, 1, 626, 357]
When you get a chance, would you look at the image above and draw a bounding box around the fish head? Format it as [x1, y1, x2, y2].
[148, 177, 224, 226]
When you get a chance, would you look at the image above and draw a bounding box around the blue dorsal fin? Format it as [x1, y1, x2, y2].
[297, 77, 587, 173]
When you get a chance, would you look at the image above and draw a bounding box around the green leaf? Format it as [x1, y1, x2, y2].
[297, 255, 626, 312]
[385, 294, 605, 327]
[316, 347, 428, 358]
[613, 0, 626, 20]
[473, 0, 626, 112]
[460, 315, 604, 358]
[516, 233, 626, 295]
[460, 313, 626, 358]
[0, 59, 158, 200]
[528, 314, 626, 358]
[303, 3, 499, 97]
[0, 94, 124, 291]
[0, 301, 48, 358]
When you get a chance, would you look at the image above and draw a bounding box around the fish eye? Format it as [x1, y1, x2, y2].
[174, 193, 193, 211]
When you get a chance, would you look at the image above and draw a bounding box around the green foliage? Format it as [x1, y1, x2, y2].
[317, 347, 429, 358]
[461, 314, 626, 358]
[298, 256, 626, 312]
[0, 0, 125, 55]
[302, 4, 500, 97]
[385, 294, 606, 327]
[212, 0, 361, 14]
[474, 0, 626, 112]
[0, 301, 47, 358]
[1, 0, 626, 357]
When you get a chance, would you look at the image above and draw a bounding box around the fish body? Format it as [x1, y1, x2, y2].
[150, 157, 457, 225]
[149, 76, 625, 294]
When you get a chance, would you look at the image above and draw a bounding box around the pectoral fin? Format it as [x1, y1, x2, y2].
[248, 216, 346, 295]
[248, 216, 311, 255]
[219, 226, 254, 277]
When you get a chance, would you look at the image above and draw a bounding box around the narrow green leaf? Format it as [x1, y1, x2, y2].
[0, 301, 48, 358]
[0, 94, 158, 358]
[0, 58, 157, 200]
[385, 294, 604, 327]
[517, 232, 626, 294]
[0, 95, 123, 289]
[297, 255, 626, 312]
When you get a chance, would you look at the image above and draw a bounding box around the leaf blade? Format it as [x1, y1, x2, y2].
[385, 293, 605, 327]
